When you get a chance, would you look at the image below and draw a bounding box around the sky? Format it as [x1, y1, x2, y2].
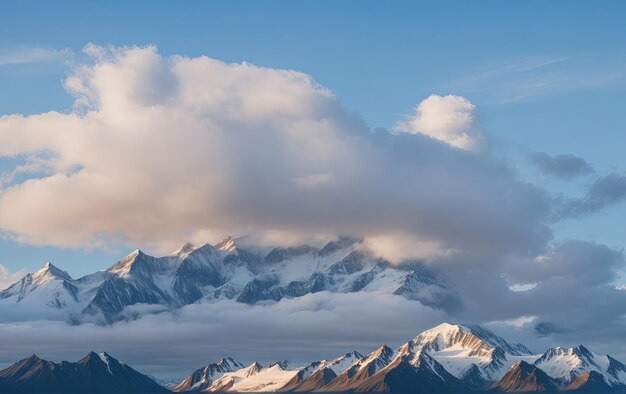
[0, 0, 626, 377]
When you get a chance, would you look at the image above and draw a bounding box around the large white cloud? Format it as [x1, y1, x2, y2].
[0, 44, 550, 261]
[393, 94, 485, 152]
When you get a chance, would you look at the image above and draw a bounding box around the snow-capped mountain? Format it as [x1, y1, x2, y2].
[0, 263, 79, 310]
[0, 237, 455, 323]
[534, 345, 626, 387]
[173, 357, 246, 392]
[171, 322, 626, 393]
[280, 351, 364, 391]
[207, 361, 299, 392]
[0, 352, 167, 393]
[403, 322, 535, 383]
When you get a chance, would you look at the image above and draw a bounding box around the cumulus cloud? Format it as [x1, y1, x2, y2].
[529, 151, 594, 178]
[393, 94, 485, 152]
[558, 173, 626, 217]
[0, 45, 549, 260]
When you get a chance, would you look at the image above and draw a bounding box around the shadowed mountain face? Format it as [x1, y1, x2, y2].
[492, 361, 559, 392]
[0, 237, 456, 324]
[0, 352, 167, 393]
[564, 371, 617, 392]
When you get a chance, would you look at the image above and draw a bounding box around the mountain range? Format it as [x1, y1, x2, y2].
[169, 323, 626, 393]
[2, 323, 624, 393]
[0, 237, 455, 323]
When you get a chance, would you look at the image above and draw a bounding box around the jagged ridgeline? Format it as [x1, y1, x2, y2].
[0, 236, 456, 323]
[1, 323, 625, 393]
[170, 323, 626, 393]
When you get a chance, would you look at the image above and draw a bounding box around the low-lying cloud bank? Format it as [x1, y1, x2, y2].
[0, 292, 448, 377]
[0, 288, 624, 379]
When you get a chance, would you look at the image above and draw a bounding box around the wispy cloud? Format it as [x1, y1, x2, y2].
[0, 264, 24, 289]
[0, 47, 73, 66]
[444, 55, 626, 104]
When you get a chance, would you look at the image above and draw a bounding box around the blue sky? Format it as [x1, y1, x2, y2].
[1, 0, 626, 278]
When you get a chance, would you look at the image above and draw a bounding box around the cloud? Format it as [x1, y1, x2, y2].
[393, 94, 485, 152]
[504, 240, 624, 287]
[436, 239, 626, 358]
[0, 47, 73, 66]
[293, 173, 334, 189]
[360, 233, 453, 264]
[0, 45, 550, 261]
[444, 55, 626, 104]
[529, 152, 594, 178]
[0, 292, 447, 377]
[558, 173, 626, 217]
[0, 265, 24, 290]
[534, 322, 567, 338]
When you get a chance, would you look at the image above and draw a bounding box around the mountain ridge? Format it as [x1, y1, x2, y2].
[169, 323, 626, 393]
[0, 237, 456, 324]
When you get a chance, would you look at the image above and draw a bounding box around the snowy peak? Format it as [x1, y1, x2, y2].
[217, 357, 245, 370]
[267, 360, 290, 370]
[410, 323, 530, 357]
[402, 323, 535, 382]
[216, 236, 238, 252]
[32, 262, 74, 283]
[317, 236, 360, 257]
[355, 345, 395, 376]
[173, 357, 245, 392]
[173, 242, 199, 256]
[107, 249, 151, 277]
[204, 360, 298, 392]
[328, 351, 364, 374]
[0, 262, 79, 308]
[243, 362, 263, 377]
[410, 323, 494, 356]
[534, 345, 626, 386]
